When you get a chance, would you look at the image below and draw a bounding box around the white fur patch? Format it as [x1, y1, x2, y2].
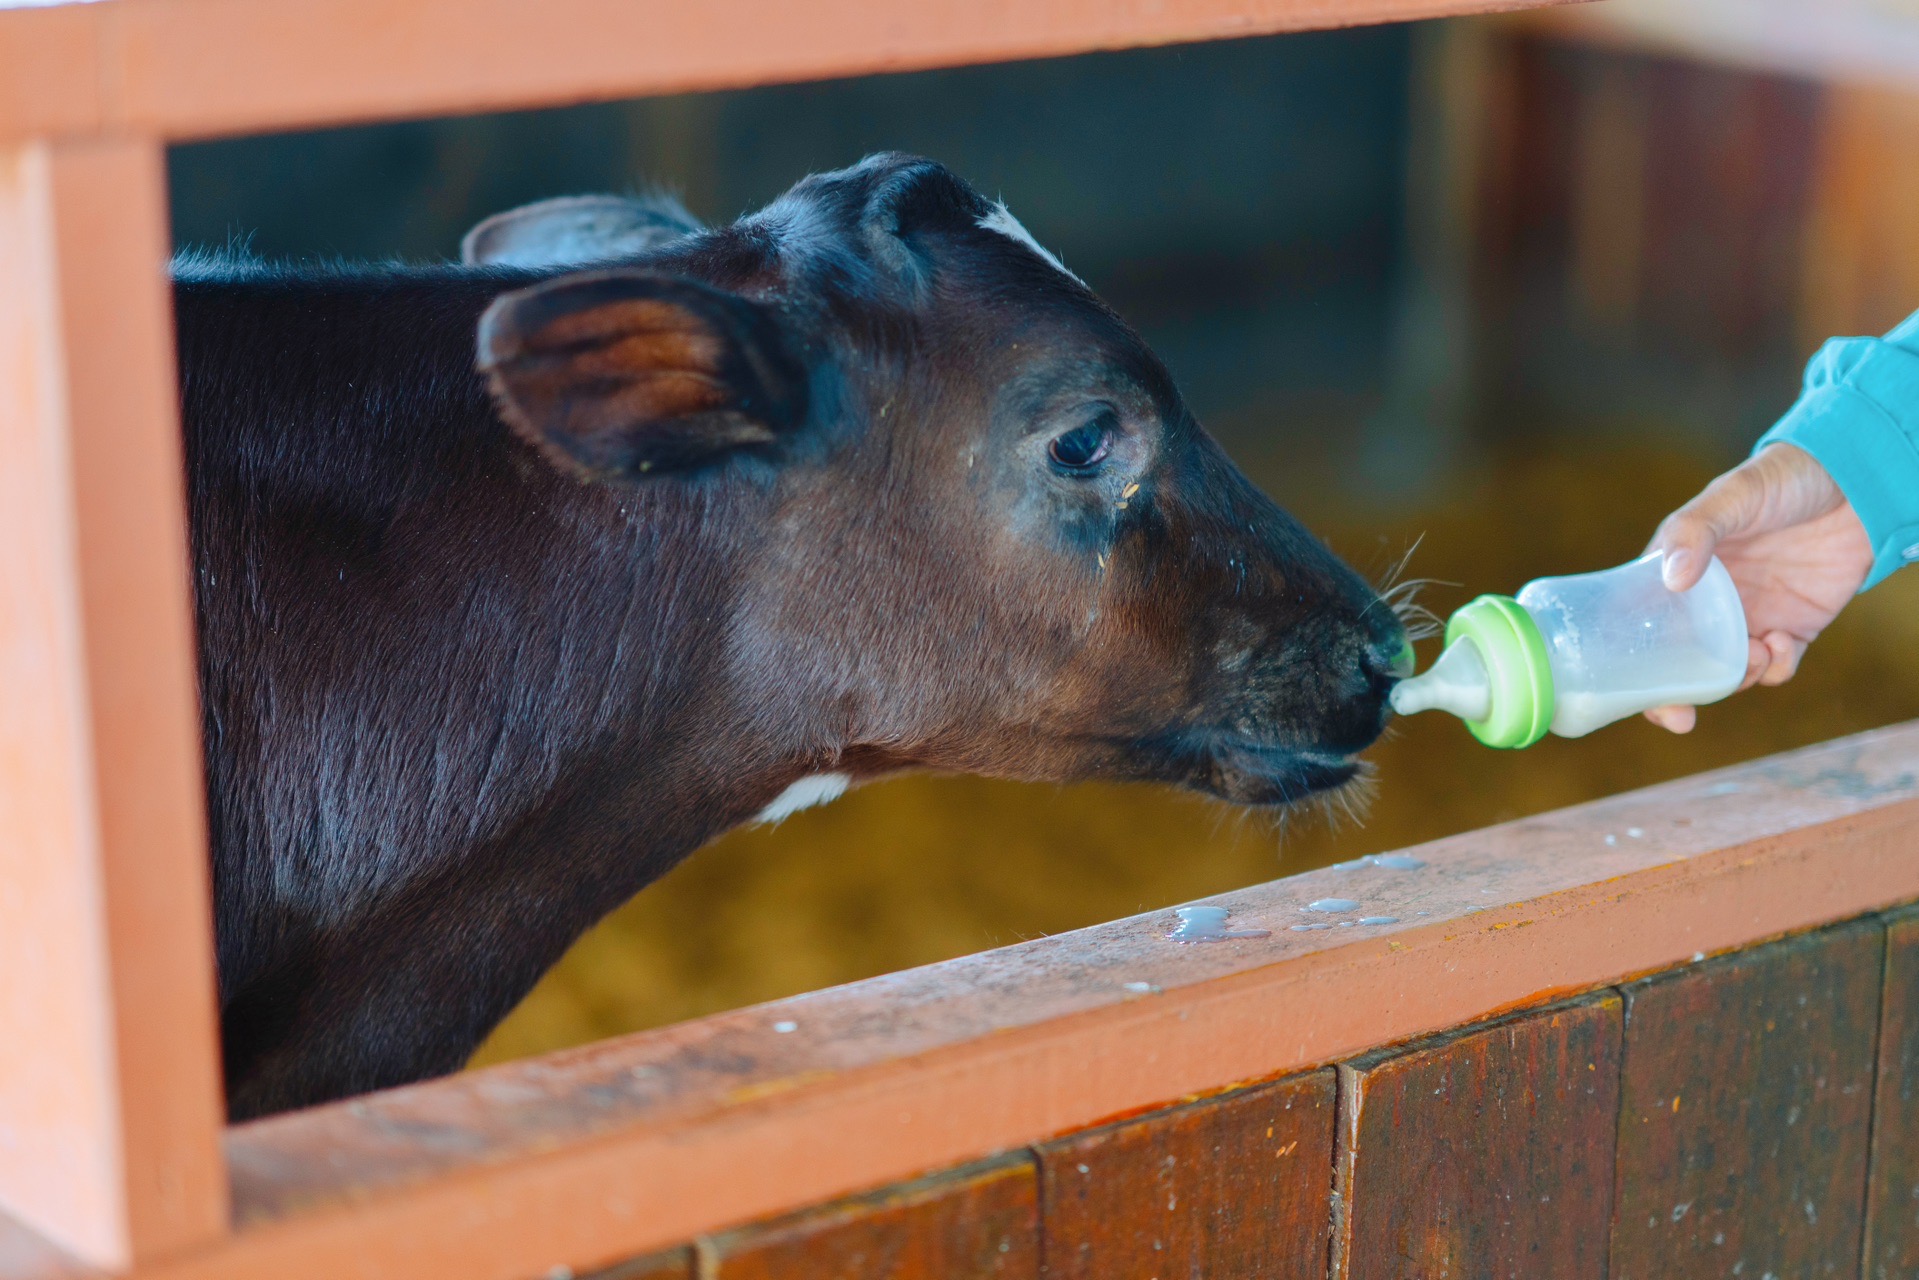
[978, 201, 1084, 285]
[755, 772, 852, 824]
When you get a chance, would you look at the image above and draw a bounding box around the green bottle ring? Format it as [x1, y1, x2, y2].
[1445, 595, 1555, 749]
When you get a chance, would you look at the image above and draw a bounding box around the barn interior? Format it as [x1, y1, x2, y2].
[164, 2, 1919, 1063]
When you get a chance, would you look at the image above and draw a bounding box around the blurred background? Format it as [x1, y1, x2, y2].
[166, 1, 1919, 1065]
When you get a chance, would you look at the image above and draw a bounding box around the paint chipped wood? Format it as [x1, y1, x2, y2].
[705, 1156, 1036, 1280]
[1037, 1071, 1335, 1278]
[1865, 906, 1919, 1280]
[1332, 996, 1621, 1278]
[580, 1247, 692, 1280]
[1609, 920, 1883, 1280]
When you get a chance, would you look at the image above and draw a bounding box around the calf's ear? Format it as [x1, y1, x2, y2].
[461, 194, 703, 268]
[478, 270, 807, 479]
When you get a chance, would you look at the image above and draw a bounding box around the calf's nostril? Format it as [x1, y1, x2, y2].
[1357, 628, 1415, 684]
[1388, 638, 1416, 679]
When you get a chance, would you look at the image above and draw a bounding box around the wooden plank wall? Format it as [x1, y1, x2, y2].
[1610, 922, 1882, 1278]
[1333, 995, 1622, 1275]
[576, 902, 1919, 1280]
[1866, 905, 1919, 1280]
[1037, 1073, 1335, 1276]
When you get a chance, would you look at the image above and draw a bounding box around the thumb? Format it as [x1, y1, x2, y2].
[1651, 503, 1737, 593]
[1652, 444, 1845, 591]
[1653, 518, 1715, 593]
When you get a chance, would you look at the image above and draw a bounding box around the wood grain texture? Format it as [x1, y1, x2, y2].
[580, 1247, 692, 1280]
[1332, 996, 1622, 1279]
[706, 1156, 1036, 1280]
[1038, 1071, 1335, 1279]
[1610, 919, 1884, 1280]
[1865, 906, 1919, 1280]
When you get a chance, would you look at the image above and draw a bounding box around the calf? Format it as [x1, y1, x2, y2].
[177, 153, 1407, 1119]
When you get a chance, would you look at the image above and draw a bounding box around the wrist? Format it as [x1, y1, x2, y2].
[1752, 442, 1844, 523]
[1755, 385, 1919, 590]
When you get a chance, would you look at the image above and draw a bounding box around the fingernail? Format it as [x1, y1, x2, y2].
[1662, 550, 1690, 590]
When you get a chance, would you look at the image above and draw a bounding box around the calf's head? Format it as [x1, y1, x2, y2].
[478, 154, 1408, 813]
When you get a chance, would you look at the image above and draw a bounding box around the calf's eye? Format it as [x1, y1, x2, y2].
[1047, 414, 1114, 473]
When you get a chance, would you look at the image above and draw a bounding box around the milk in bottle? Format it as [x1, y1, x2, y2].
[1389, 552, 1748, 748]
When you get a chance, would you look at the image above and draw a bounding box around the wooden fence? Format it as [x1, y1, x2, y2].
[34, 2, 1919, 1279]
[557, 906, 1916, 1279]
[0, 719, 1890, 1279]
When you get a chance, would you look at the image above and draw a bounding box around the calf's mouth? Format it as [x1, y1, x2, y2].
[1200, 737, 1365, 808]
[1119, 727, 1370, 809]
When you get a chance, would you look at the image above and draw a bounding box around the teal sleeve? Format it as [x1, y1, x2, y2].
[1754, 308, 1919, 590]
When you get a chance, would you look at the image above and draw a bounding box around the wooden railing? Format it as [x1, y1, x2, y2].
[9, 720, 1899, 1280]
[518, 912, 1914, 1279]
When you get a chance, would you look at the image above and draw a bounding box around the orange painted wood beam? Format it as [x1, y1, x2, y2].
[0, 138, 227, 1272]
[0, 0, 1583, 145]
[85, 721, 1919, 1280]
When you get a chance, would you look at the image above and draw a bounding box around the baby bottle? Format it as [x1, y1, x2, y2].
[1390, 552, 1748, 748]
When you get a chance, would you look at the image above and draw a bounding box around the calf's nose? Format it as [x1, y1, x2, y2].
[1307, 613, 1409, 757]
[1359, 614, 1415, 687]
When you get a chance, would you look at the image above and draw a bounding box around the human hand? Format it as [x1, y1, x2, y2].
[1642, 443, 1873, 733]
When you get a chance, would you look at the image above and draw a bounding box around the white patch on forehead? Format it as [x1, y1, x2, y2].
[754, 772, 852, 824]
[978, 201, 1084, 285]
